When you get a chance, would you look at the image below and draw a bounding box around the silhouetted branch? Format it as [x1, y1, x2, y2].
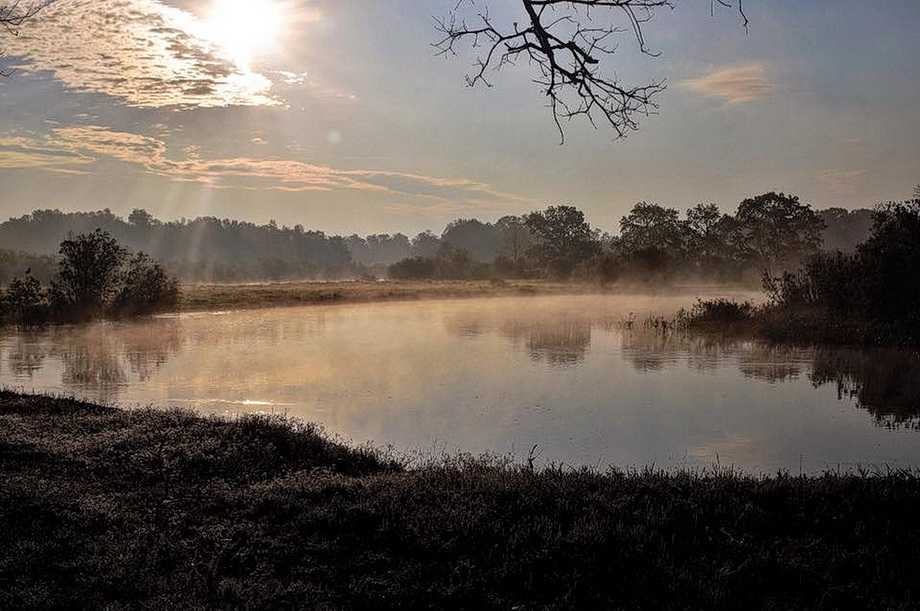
[434, 0, 749, 142]
[1, 1, 54, 77]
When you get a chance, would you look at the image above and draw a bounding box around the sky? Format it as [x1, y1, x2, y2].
[1, 0, 918, 236]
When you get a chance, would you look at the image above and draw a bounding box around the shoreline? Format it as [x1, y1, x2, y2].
[176, 279, 759, 314]
[2, 390, 919, 608]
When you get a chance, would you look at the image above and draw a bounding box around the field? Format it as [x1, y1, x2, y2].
[2, 391, 919, 609]
[177, 279, 763, 313]
[179, 279, 609, 312]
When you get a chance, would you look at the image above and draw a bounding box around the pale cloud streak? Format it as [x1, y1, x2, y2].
[0, 126, 531, 212]
[681, 64, 774, 105]
[2, 0, 277, 108]
[0, 134, 94, 169]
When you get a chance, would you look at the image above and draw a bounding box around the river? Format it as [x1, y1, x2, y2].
[2, 293, 919, 472]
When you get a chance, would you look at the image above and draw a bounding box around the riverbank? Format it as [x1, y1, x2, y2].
[177, 279, 758, 313]
[2, 392, 919, 609]
[177, 279, 605, 312]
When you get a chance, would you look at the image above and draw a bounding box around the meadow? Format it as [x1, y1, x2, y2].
[178, 279, 612, 312]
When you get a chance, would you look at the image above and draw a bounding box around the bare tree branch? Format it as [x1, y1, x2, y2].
[1, 1, 54, 77]
[434, 0, 749, 143]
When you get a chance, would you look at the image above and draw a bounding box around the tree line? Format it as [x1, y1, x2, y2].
[0, 209, 352, 283]
[385, 194, 875, 283]
[0, 194, 884, 286]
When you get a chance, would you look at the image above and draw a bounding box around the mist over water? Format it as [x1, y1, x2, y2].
[2, 293, 919, 473]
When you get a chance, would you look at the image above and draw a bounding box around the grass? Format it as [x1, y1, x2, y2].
[177, 279, 589, 312]
[176, 279, 756, 314]
[3, 391, 920, 609]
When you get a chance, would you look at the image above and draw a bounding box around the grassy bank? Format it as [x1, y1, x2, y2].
[3, 392, 919, 609]
[178, 279, 760, 313]
[178, 279, 581, 312]
[180, 279, 721, 312]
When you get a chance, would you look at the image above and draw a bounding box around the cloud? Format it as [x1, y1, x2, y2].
[2, 0, 277, 108]
[0, 135, 94, 169]
[0, 126, 531, 212]
[681, 64, 774, 104]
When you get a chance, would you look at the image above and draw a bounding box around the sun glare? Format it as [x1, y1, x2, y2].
[203, 0, 283, 69]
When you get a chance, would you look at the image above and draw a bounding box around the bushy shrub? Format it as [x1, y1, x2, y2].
[112, 253, 179, 315]
[690, 298, 755, 323]
[388, 256, 437, 280]
[1, 273, 49, 325]
[762, 250, 863, 312]
[387, 244, 493, 280]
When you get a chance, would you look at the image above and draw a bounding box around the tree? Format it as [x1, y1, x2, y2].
[52, 229, 127, 317]
[441, 218, 500, 261]
[1, 271, 47, 324]
[735, 192, 824, 273]
[524, 205, 599, 276]
[434, 0, 748, 141]
[128, 208, 155, 227]
[818, 207, 873, 252]
[856, 201, 920, 324]
[496, 215, 533, 264]
[685, 202, 740, 271]
[1, 1, 54, 76]
[618, 202, 687, 256]
[410, 230, 442, 258]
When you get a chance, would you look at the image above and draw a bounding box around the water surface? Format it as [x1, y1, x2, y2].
[3, 293, 919, 472]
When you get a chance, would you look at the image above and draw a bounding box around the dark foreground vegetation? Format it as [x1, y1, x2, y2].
[687, 199, 920, 347]
[2, 391, 920, 610]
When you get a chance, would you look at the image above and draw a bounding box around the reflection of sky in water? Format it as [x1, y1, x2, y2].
[2, 294, 919, 473]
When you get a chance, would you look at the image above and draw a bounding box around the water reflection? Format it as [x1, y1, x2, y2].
[447, 311, 595, 365]
[444, 306, 920, 428]
[811, 348, 920, 429]
[2, 295, 919, 469]
[3, 319, 181, 404]
[6, 333, 47, 377]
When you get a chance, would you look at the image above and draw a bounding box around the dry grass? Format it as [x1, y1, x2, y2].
[3, 391, 920, 609]
[177, 280, 759, 313]
[178, 279, 600, 312]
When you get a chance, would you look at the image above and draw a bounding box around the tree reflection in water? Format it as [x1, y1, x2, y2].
[810, 347, 920, 429]
[446, 311, 920, 428]
[447, 312, 594, 365]
[5, 333, 47, 377]
[2, 319, 181, 404]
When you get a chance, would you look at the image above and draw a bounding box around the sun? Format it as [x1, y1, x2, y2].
[203, 0, 283, 69]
